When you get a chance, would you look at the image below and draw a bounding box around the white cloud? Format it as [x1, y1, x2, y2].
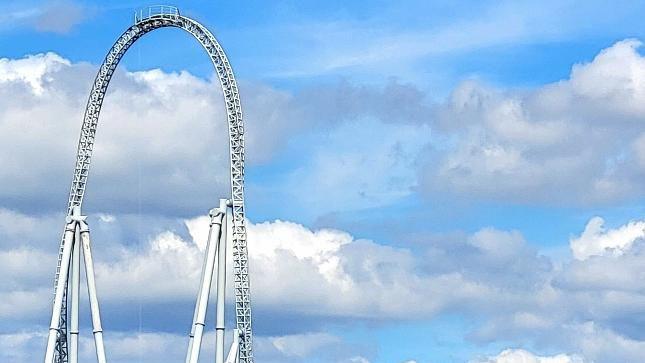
[261, 39, 645, 209]
[93, 230, 204, 302]
[0, 52, 70, 94]
[421, 39, 645, 204]
[473, 349, 584, 363]
[0, 208, 61, 247]
[0, 331, 47, 363]
[0, 208, 548, 322]
[2, 9, 645, 363]
[0, 53, 332, 215]
[571, 322, 645, 362]
[92, 216, 427, 317]
[569, 39, 645, 113]
[0, 329, 354, 363]
[6, 42, 645, 218]
[570, 217, 645, 260]
[2, 206, 645, 362]
[0, 52, 435, 219]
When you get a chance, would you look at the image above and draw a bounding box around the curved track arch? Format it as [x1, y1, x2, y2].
[52, 11, 253, 363]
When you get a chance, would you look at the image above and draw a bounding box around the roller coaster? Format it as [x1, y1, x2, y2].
[44, 6, 253, 363]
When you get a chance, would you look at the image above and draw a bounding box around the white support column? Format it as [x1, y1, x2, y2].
[215, 199, 230, 363]
[80, 222, 107, 363]
[185, 207, 220, 363]
[44, 221, 76, 363]
[185, 286, 201, 363]
[69, 223, 81, 363]
[225, 329, 241, 363]
[187, 207, 224, 363]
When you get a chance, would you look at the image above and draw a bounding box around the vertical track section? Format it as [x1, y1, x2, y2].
[52, 11, 253, 363]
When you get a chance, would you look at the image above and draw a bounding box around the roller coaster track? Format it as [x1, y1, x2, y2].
[51, 7, 253, 362]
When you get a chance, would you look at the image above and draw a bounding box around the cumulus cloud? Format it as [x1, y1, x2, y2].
[570, 217, 645, 260]
[0, 53, 324, 215]
[472, 349, 584, 363]
[482, 323, 645, 363]
[0, 207, 550, 325]
[3, 207, 645, 362]
[90, 217, 457, 318]
[0, 329, 355, 363]
[470, 217, 645, 363]
[255, 39, 645, 211]
[0, 52, 70, 93]
[420, 39, 645, 205]
[0, 52, 436, 218]
[5, 40, 645, 222]
[2, 37, 645, 233]
[3, 40, 645, 362]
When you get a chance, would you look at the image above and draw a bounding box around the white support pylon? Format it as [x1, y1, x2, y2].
[216, 199, 230, 363]
[45, 220, 76, 363]
[225, 329, 242, 363]
[79, 221, 107, 363]
[68, 224, 81, 363]
[185, 199, 239, 363]
[44, 207, 106, 363]
[186, 206, 225, 363]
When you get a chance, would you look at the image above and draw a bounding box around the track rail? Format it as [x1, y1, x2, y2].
[52, 12, 253, 363]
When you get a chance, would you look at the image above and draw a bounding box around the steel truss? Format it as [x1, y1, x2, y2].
[48, 6, 253, 363]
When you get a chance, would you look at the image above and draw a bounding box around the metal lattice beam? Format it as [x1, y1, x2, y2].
[52, 9, 253, 362]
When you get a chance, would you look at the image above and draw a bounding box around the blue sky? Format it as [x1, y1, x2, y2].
[1, 1, 645, 362]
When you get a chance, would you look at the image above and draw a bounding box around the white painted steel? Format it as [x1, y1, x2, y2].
[225, 329, 242, 363]
[68, 225, 80, 363]
[216, 199, 230, 363]
[187, 209, 224, 363]
[50, 8, 254, 362]
[80, 226, 107, 363]
[45, 224, 75, 363]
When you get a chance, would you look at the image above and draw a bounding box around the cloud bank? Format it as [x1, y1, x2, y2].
[2, 204, 645, 361]
[2, 38, 645, 362]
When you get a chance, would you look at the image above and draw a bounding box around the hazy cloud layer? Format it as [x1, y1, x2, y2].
[1, 1, 87, 34]
[33, 1, 86, 34]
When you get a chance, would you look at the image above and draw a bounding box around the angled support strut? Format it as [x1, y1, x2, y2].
[45, 207, 106, 363]
[186, 199, 238, 363]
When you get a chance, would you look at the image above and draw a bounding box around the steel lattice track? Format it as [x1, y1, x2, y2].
[52, 12, 253, 363]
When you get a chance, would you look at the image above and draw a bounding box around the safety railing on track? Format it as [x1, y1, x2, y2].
[134, 5, 180, 24]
